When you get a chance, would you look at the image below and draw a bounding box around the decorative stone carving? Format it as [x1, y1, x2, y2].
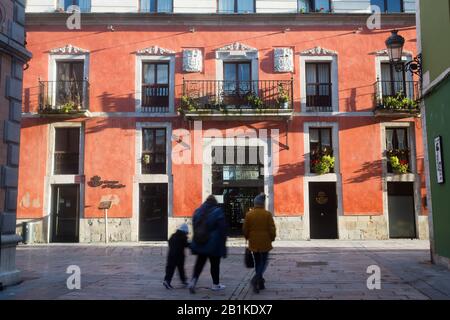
[274, 48, 294, 73]
[50, 44, 89, 54]
[216, 42, 257, 52]
[136, 45, 175, 55]
[183, 49, 203, 72]
[374, 49, 413, 56]
[300, 46, 338, 56]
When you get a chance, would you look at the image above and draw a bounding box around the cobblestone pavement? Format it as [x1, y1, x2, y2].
[1, 240, 450, 300]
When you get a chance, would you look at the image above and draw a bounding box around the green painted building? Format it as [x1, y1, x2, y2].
[418, 0, 450, 268]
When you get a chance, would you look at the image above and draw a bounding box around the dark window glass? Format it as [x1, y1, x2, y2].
[140, 0, 173, 13]
[298, 0, 331, 12]
[218, 0, 255, 13]
[309, 128, 333, 174]
[370, 0, 403, 13]
[64, 0, 91, 13]
[142, 128, 167, 174]
[54, 128, 80, 175]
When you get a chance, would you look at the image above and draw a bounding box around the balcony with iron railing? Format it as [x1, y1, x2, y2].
[374, 80, 420, 118]
[38, 80, 90, 117]
[181, 79, 294, 120]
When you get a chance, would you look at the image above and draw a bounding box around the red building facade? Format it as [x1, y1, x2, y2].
[17, 5, 428, 242]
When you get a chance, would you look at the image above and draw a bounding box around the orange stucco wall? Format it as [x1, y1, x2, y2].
[17, 24, 427, 220]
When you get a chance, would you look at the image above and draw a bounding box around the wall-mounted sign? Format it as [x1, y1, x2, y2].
[435, 136, 445, 184]
[88, 175, 126, 189]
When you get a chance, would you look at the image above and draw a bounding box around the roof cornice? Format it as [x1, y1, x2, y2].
[25, 12, 416, 27]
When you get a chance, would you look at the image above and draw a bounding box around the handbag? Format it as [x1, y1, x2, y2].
[245, 242, 254, 268]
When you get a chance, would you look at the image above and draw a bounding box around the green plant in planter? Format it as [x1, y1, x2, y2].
[60, 101, 77, 113]
[390, 156, 409, 174]
[246, 93, 263, 109]
[382, 92, 418, 111]
[178, 95, 197, 114]
[313, 155, 335, 175]
[277, 85, 289, 109]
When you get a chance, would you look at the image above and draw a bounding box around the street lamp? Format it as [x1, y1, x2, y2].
[385, 30, 423, 81]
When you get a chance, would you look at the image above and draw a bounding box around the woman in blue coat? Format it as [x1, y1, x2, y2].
[188, 195, 227, 293]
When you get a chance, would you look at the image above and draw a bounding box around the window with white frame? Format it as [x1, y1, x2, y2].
[142, 128, 167, 174]
[386, 127, 411, 174]
[141, 62, 170, 113]
[309, 128, 334, 174]
[54, 127, 80, 175]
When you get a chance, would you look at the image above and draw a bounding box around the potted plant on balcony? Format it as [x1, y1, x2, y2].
[277, 85, 290, 109]
[382, 91, 418, 112]
[177, 95, 197, 115]
[311, 147, 335, 175]
[246, 93, 264, 110]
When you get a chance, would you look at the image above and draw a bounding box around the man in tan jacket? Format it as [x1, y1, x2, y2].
[243, 193, 276, 293]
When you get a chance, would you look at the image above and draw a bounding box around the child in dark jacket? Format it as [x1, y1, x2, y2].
[163, 223, 190, 289]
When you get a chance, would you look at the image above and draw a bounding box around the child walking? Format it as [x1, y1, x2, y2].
[163, 223, 190, 289]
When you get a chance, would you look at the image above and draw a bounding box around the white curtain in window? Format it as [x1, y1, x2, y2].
[321, 129, 331, 147]
[397, 130, 406, 150]
[381, 63, 392, 96]
[318, 64, 330, 96]
[386, 129, 394, 150]
[143, 64, 155, 84]
[306, 64, 317, 96]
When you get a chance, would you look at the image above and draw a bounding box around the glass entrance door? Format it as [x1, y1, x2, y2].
[211, 146, 264, 236]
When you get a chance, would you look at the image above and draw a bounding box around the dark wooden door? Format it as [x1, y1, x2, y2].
[309, 182, 338, 239]
[51, 184, 80, 243]
[388, 182, 416, 239]
[139, 183, 168, 241]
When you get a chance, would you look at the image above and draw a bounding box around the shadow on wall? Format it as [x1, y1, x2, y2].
[346, 159, 383, 184]
[97, 91, 134, 113]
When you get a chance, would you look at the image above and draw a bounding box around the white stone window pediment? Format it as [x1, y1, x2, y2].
[49, 44, 89, 55]
[373, 49, 413, 57]
[216, 42, 258, 59]
[183, 49, 203, 73]
[274, 48, 294, 73]
[300, 46, 338, 56]
[136, 45, 175, 56]
[216, 42, 257, 52]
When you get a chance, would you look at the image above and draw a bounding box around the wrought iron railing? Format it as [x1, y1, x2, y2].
[182, 79, 294, 111]
[306, 83, 332, 112]
[141, 84, 170, 113]
[39, 80, 89, 113]
[374, 80, 420, 112]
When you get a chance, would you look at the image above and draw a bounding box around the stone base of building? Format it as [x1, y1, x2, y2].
[79, 218, 133, 243]
[0, 234, 22, 288]
[338, 216, 389, 240]
[17, 214, 429, 243]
